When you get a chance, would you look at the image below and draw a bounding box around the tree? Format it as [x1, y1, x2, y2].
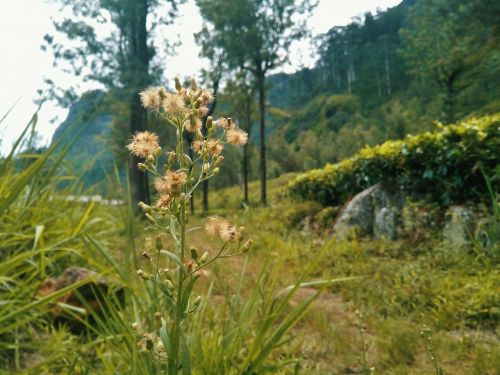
[42, 0, 184, 205]
[194, 28, 227, 212]
[196, 0, 316, 206]
[401, 0, 473, 122]
[224, 70, 255, 204]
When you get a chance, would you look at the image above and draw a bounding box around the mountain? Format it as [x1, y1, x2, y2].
[51, 90, 115, 190]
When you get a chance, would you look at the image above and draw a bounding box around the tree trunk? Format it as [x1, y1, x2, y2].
[200, 68, 222, 213]
[242, 94, 252, 205]
[243, 143, 249, 204]
[128, 1, 150, 207]
[385, 55, 391, 96]
[257, 71, 267, 206]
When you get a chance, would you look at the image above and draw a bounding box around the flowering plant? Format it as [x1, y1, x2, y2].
[127, 77, 251, 374]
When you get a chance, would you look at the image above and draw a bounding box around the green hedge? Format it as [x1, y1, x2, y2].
[287, 114, 500, 206]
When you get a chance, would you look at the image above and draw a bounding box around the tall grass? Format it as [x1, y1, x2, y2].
[0, 110, 353, 374]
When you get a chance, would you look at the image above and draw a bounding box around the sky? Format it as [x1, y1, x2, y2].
[0, 0, 401, 155]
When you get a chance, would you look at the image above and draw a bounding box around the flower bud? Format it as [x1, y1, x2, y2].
[215, 156, 224, 167]
[138, 163, 148, 171]
[192, 296, 202, 309]
[155, 235, 162, 251]
[137, 269, 153, 280]
[167, 151, 176, 165]
[203, 163, 210, 173]
[144, 334, 155, 351]
[160, 268, 172, 280]
[131, 322, 140, 333]
[138, 201, 152, 214]
[190, 78, 197, 91]
[200, 251, 209, 263]
[241, 239, 253, 253]
[183, 154, 192, 166]
[195, 98, 202, 109]
[155, 146, 162, 157]
[159, 87, 167, 99]
[175, 77, 182, 92]
[212, 167, 219, 175]
[190, 248, 198, 261]
[147, 155, 155, 164]
[165, 279, 175, 292]
[154, 312, 162, 330]
[189, 113, 197, 126]
[206, 116, 213, 129]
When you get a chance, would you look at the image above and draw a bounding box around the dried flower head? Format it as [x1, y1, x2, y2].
[192, 140, 203, 153]
[140, 87, 161, 110]
[127, 131, 160, 158]
[217, 118, 228, 129]
[200, 89, 214, 104]
[154, 171, 187, 194]
[165, 170, 187, 192]
[205, 215, 230, 238]
[226, 128, 248, 145]
[154, 177, 171, 194]
[220, 224, 240, 243]
[199, 106, 209, 117]
[185, 116, 202, 132]
[162, 92, 185, 113]
[207, 139, 223, 155]
[155, 194, 172, 209]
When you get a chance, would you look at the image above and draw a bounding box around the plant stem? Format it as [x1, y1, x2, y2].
[169, 120, 188, 375]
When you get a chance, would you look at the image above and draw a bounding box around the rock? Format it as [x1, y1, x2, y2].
[37, 267, 123, 331]
[374, 207, 397, 240]
[333, 184, 403, 240]
[442, 206, 476, 249]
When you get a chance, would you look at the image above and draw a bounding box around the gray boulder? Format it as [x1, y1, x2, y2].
[442, 206, 476, 249]
[333, 184, 403, 240]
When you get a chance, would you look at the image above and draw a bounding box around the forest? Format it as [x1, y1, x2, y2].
[0, 0, 499, 374]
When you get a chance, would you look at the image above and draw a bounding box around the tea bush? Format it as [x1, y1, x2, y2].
[287, 114, 500, 206]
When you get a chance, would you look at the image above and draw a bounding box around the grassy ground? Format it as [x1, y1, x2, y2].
[185, 176, 499, 374]
[1, 124, 498, 373]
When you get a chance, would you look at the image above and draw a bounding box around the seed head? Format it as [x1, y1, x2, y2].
[205, 215, 230, 238]
[154, 171, 187, 194]
[127, 131, 160, 159]
[220, 224, 240, 243]
[155, 194, 172, 209]
[199, 106, 209, 117]
[200, 89, 214, 104]
[226, 128, 248, 145]
[162, 92, 185, 114]
[185, 115, 202, 132]
[207, 139, 223, 155]
[192, 140, 203, 153]
[139, 87, 161, 110]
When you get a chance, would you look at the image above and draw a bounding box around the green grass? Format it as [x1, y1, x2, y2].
[1, 110, 498, 374]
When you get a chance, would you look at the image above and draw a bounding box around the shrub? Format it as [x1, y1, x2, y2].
[287, 114, 500, 207]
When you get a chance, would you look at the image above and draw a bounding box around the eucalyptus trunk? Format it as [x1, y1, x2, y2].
[257, 71, 267, 206]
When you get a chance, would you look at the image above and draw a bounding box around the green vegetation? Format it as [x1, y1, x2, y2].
[2, 0, 499, 373]
[287, 113, 500, 207]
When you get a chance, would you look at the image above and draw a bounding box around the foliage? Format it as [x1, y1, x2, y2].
[196, 0, 316, 205]
[287, 114, 500, 207]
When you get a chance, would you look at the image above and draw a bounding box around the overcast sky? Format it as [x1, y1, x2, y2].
[0, 0, 401, 154]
